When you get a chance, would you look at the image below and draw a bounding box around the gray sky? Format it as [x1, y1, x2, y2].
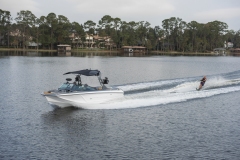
[1, 0, 240, 31]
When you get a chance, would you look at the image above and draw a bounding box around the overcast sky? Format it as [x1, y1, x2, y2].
[1, 0, 240, 30]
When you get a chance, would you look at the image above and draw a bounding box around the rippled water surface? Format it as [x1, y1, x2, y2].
[1, 52, 240, 159]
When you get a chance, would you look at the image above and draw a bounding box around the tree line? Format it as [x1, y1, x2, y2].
[0, 9, 240, 52]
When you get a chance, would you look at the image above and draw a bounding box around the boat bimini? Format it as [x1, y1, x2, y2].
[41, 69, 124, 109]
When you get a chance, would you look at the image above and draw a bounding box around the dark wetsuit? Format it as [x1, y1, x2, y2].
[200, 77, 207, 86]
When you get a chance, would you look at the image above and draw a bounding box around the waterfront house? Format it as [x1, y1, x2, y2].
[230, 48, 240, 56]
[70, 33, 115, 49]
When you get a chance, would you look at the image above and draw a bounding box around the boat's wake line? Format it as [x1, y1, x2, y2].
[164, 77, 240, 93]
[86, 86, 240, 110]
[118, 76, 240, 93]
[82, 76, 240, 109]
[117, 78, 186, 93]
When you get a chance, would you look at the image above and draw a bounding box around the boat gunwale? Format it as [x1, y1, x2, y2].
[57, 89, 124, 96]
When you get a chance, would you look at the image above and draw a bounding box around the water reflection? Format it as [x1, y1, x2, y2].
[41, 107, 107, 138]
[0, 51, 149, 57]
[58, 51, 71, 56]
[0, 50, 58, 56]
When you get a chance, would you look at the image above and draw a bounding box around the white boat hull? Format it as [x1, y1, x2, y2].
[42, 89, 124, 109]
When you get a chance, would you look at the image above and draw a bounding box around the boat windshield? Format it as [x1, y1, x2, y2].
[58, 83, 74, 91]
[71, 84, 96, 91]
[58, 83, 96, 91]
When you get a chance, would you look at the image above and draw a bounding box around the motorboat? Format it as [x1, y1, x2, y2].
[41, 69, 124, 109]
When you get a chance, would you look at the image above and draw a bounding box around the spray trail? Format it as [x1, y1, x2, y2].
[81, 70, 240, 109]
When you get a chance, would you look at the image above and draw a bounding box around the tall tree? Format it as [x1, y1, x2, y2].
[56, 15, 71, 44]
[177, 20, 187, 51]
[136, 21, 151, 47]
[0, 9, 12, 48]
[38, 16, 48, 49]
[233, 30, 240, 48]
[46, 13, 58, 49]
[206, 21, 228, 50]
[84, 20, 96, 48]
[98, 15, 112, 37]
[187, 21, 199, 52]
[0, 9, 12, 47]
[154, 26, 164, 51]
[111, 17, 122, 48]
[162, 18, 171, 51]
[71, 22, 85, 48]
[15, 10, 36, 49]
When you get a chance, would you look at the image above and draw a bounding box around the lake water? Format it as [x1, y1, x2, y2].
[1, 52, 240, 159]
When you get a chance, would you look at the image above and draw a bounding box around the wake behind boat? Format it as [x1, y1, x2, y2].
[41, 69, 124, 109]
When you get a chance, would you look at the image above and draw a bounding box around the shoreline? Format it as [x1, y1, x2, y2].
[0, 48, 231, 56]
[0, 48, 118, 52]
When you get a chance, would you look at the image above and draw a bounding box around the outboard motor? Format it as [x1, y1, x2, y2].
[102, 77, 109, 84]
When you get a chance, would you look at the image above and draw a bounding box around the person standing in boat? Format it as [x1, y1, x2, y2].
[198, 76, 207, 90]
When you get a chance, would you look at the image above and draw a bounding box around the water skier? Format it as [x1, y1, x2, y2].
[197, 76, 207, 90]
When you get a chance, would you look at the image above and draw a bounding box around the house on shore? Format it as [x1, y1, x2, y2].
[70, 33, 115, 49]
[230, 48, 240, 56]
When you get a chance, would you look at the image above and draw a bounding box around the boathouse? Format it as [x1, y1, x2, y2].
[57, 44, 71, 52]
[230, 48, 240, 56]
[57, 44, 71, 56]
[122, 46, 146, 53]
[213, 48, 226, 56]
